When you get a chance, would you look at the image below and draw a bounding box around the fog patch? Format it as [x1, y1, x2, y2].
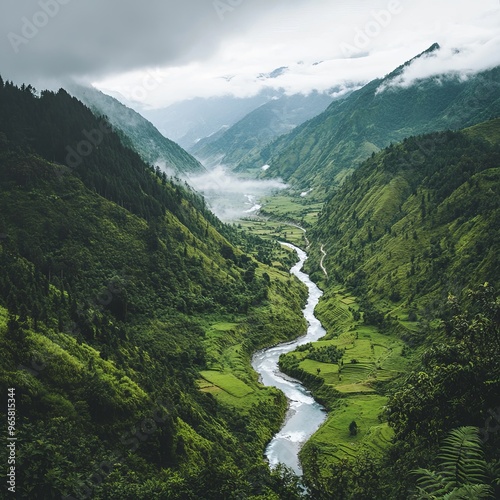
[186, 166, 286, 221]
[155, 159, 178, 178]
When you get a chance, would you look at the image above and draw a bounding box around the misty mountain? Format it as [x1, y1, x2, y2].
[142, 89, 284, 149]
[68, 84, 205, 174]
[252, 44, 500, 193]
[189, 91, 334, 170]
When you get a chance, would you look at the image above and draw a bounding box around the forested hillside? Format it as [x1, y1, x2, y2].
[0, 79, 308, 499]
[313, 122, 500, 312]
[254, 45, 500, 194]
[190, 91, 333, 170]
[68, 84, 205, 175]
[287, 119, 500, 498]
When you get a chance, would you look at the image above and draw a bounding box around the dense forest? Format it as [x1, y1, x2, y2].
[67, 84, 205, 175]
[0, 78, 309, 499]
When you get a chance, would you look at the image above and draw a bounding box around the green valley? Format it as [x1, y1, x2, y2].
[0, 79, 309, 499]
[1, 38, 500, 500]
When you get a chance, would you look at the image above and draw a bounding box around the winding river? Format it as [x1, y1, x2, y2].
[251, 243, 327, 475]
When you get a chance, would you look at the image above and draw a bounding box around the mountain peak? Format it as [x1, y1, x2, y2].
[383, 42, 441, 81]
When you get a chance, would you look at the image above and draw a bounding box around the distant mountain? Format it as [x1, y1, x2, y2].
[190, 91, 335, 169]
[68, 84, 205, 174]
[142, 89, 283, 149]
[256, 45, 500, 193]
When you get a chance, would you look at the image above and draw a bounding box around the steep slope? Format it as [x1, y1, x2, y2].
[68, 84, 205, 174]
[190, 91, 334, 169]
[258, 45, 500, 193]
[0, 79, 307, 499]
[311, 119, 500, 321]
[282, 119, 500, 498]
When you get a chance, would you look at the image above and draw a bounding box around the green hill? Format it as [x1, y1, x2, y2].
[68, 84, 205, 174]
[289, 119, 500, 498]
[190, 91, 333, 170]
[253, 45, 500, 194]
[0, 78, 307, 499]
[311, 122, 500, 311]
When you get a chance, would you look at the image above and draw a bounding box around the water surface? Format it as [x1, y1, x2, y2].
[252, 243, 327, 475]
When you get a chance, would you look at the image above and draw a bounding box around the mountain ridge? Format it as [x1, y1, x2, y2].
[68, 84, 205, 175]
[247, 45, 500, 194]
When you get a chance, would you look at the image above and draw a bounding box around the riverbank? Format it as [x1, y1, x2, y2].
[279, 285, 410, 477]
[251, 243, 328, 474]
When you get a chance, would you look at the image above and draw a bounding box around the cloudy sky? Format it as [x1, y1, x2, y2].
[1, 0, 499, 108]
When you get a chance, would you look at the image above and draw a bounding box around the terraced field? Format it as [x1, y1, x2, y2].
[280, 290, 410, 469]
[302, 394, 393, 461]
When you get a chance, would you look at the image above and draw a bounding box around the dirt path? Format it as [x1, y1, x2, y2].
[320, 244, 328, 278]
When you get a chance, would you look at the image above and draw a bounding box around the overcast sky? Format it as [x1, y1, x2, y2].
[1, 0, 499, 108]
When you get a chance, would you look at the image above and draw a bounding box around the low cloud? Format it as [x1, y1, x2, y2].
[378, 37, 500, 92]
[185, 166, 287, 221]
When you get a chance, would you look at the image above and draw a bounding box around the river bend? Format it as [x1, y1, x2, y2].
[251, 243, 327, 475]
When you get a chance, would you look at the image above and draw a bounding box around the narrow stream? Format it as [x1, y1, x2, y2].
[251, 242, 327, 475]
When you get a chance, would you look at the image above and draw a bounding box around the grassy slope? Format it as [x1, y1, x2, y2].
[280, 119, 500, 482]
[279, 287, 409, 472]
[258, 57, 500, 193]
[309, 123, 500, 316]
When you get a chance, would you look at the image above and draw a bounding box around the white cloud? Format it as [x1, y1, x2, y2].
[92, 0, 500, 108]
[185, 166, 287, 221]
[1, 0, 498, 108]
[377, 37, 500, 91]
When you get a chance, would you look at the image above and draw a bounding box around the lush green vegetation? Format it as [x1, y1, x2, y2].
[191, 91, 333, 171]
[69, 84, 205, 174]
[278, 288, 408, 483]
[275, 120, 500, 498]
[0, 78, 309, 499]
[255, 46, 500, 194]
[311, 127, 500, 314]
[2, 67, 500, 499]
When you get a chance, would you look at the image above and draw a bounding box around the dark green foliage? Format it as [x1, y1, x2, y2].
[303, 449, 389, 500]
[381, 284, 500, 498]
[306, 345, 344, 364]
[412, 427, 495, 499]
[349, 421, 358, 436]
[388, 284, 500, 446]
[0, 78, 308, 498]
